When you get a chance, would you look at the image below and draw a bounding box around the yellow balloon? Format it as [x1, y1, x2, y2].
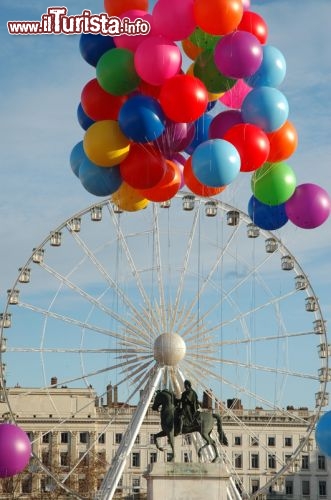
[112, 182, 149, 212]
[83, 120, 130, 167]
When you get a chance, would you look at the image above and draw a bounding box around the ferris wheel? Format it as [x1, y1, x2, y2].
[0, 193, 329, 499]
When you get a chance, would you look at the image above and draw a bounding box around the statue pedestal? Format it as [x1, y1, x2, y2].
[144, 462, 230, 500]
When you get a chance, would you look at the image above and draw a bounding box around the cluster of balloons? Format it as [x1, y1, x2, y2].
[0, 423, 31, 478]
[70, 0, 330, 228]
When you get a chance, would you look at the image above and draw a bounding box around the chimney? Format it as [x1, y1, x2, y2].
[106, 383, 113, 408]
[227, 398, 243, 410]
[113, 385, 118, 404]
[51, 377, 58, 388]
[202, 390, 213, 409]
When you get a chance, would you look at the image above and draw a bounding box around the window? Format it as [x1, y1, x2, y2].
[301, 454, 309, 470]
[150, 452, 157, 464]
[135, 434, 140, 444]
[268, 436, 276, 446]
[21, 476, 32, 493]
[302, 480, 310, 496]
[61, 432, 69, 444]
[79, 452, 88, 466]
[318, 455, 326, 470]
[251, 436, 259, 446]
[98, 433, 105, 444]
[184, 434, 192, 445]
[98, 451, 106, 463]
[285, 480, 293, 495]
[234, 453, 242, 469]
[132, 452, 140, 468]
[115, 433, 122, 444]
[42, 432, 50, 443]
[26, 432, 33, 441]
[268, 454, 276, 469]
[79, 432, 88, 444]
[183, 451, 192, 463]
[319, 480, 327, 497]
[166, 452, 173, 462]
[251, 453, 259, 469]
[234, 435, 242, 446]
[132, 477, 140, 493]
[42, 451, 50, 466]
[251, 479, 260, 494]
[60, 452, 69, 467]
[150, 434, 155, 444]
[284, 436, 293, 447]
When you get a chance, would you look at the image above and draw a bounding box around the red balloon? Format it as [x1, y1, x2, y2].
[224, 123, 270, 172]
[81, 79, 127, 121]
[140, 160, 181, 201]
[104, 0, 148, 16]
[159, 74, 208, 123]
[183, 156, 226, 197]
[266, 120, 298, 163]
[193, 0, 243, 36]
[237, 11, 268, 45]
[120, 143, 166, 190]
[139, 80, 162, 99]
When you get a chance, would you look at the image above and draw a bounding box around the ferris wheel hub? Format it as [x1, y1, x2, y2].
[153, 333, 186, 366]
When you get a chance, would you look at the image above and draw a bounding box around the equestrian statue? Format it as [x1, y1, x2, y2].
[152, 380, 228, 462]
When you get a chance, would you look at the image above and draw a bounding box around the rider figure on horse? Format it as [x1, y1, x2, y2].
[178, 380, 200, 432]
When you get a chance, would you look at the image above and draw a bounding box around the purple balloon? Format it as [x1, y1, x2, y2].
[214, 31, 263, 79]
[0, 423, 31, 478]
[154, 120, 195, 156]
[209, 110, 243, 139]
[285, 183, 331, 229]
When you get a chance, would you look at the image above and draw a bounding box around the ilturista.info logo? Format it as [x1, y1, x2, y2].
[7, 7, 151, 35]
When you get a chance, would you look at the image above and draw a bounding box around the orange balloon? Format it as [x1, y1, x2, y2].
[140, 160, 181, 202]
[112, 182, 149, 212]
[104, 0, 148, 16]
[182, 38, 202, 61]
[266, 120, 298, 163]
[193, 0, 243, 36]
[183, 157, 226, 197]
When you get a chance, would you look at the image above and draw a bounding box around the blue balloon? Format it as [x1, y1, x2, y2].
[316, 411, 331, 457]
[242, 86, 289, 133]
[186, 113, 213, 155]
[192, 139, 241, 187]
[118, 94, 166, 143]
[245, 45, 286, 88]
[79, 158, 122, 196]
[79, 33, 116, 67]
[77, 103, 95, 131]
[70, 141, 85, 178]
[248, 195, 288, 230]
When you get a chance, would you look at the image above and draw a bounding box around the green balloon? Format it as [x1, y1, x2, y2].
[96, 48, 140, 96]
[251, 162, 297, 206]
[189, 27, 220, 50]
[193, 50, 236, 94]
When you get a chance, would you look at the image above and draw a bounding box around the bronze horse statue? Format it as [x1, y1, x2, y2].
[152, 389, 228, 462]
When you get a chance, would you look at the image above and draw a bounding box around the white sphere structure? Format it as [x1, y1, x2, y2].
[154, 333, 186, 366]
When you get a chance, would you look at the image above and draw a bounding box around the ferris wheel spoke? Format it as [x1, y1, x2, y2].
[65, 227, 159, 340]
[106, 203, 161, 335]
[169, 202, 201, 333]
[17, 301, 151, 348]
[151, 204, 167, 332]
[213, 329, 316, 348]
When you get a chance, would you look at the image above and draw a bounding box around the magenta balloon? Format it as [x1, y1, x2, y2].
[243, 0, 251, 10]
[134, 35, 182, 86]
[115, 10, 154, 52]
[214, 31, 263, 79]
[154, 120, 195, 156]
[219, 79, 251, 109]
[152, 0, 195, 41]
[209, 110, 243, 139]
[285, 183, 331, 229]
[0, 424, 31, 478]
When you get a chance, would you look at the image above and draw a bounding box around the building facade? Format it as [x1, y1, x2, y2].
[0, 383, 329, 500]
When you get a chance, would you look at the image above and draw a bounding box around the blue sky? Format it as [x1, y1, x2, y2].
[0, 0, 330, 370]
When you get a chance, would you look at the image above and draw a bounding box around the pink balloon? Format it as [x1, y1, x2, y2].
[285, 183, 331, 229]
[152, 0, 195, 41]
[243, 0, 251, 10]
[209, 110, 243, 139]
[134, 35, 182, 86]
[0, 424, 31, 478]
[219, 79, 251, 109]
[115, 10, 154, 52]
